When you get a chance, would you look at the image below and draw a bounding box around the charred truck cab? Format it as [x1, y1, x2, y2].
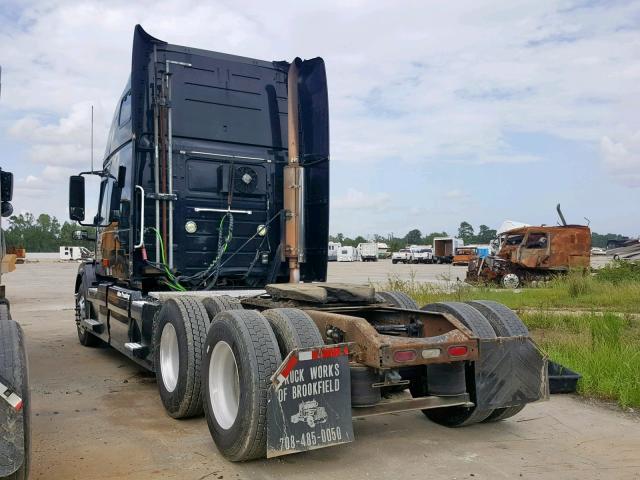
[68, 26, 548, 461]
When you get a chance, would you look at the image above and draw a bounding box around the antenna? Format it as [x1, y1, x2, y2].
[90, 105, 94, 172]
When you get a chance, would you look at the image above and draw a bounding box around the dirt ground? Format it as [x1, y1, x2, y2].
[6, 261, 640, 479]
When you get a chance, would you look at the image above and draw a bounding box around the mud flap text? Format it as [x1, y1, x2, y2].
[267, 344, 353, 457]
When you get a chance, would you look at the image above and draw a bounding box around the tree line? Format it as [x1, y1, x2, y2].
[331, 221, 629, 251]
[1, 213, 629, 252]
[3, 213, 94, 252]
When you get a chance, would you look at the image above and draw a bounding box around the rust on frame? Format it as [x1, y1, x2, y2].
[304, 308, 478, 369]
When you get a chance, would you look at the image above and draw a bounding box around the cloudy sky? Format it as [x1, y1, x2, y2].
[0, 0, 638, 238]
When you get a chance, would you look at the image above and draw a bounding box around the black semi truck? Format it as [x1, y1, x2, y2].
[67, 26, 548, 461]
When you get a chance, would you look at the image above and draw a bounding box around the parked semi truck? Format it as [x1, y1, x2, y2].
[67, 26, 548, 462]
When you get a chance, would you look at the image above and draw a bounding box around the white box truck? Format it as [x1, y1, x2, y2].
[357, 242, 379, 262]
[433, 237, 463, 264]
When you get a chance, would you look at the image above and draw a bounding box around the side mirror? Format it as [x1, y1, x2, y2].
[0, 170, 13, 202]
[69, 175, 86, 221]
[1, 201, 13, 218]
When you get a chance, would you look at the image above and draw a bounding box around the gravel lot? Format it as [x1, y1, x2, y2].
[6, 261, 639, 479]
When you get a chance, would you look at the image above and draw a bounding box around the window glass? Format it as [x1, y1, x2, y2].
[98, 177, 115, 227]
[118, 91, 131, 126]
[526, 233, 548, 249]
[505, 234, 524, 246]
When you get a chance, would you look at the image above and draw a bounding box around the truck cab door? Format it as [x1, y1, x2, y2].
[96, 144, 133, 281]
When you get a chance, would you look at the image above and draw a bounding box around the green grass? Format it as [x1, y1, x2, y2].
[381, 266, 640, 313]
[523, 312, 640, 408]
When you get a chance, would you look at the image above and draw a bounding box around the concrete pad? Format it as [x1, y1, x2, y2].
[4, 262, 639, 479]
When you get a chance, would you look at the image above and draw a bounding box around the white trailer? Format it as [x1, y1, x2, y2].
[328, 242, 341, 262]
[357, 242, 379, 262]
[337, 246, 357, 262]
[433, 237, 464, 264]
[59, 246, 92, 261]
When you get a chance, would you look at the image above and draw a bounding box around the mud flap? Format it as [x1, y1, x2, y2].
[267, 344, 354, 458]
[475, 337, 549, 410]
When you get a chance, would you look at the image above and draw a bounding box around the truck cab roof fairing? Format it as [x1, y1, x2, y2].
[128, 25, 330, 285]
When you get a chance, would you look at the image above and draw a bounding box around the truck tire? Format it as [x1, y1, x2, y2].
[0, 303, 9, 322]
[0, 317, 30, 480]
[417, 302, 495, 426]
[203, 310, 282, 461]
[392, 259, 398, 264]
[376, 291, 419, 310]
[466, 301, 528, 422]
[201, 295, 243, 323]
[153, 297, 209, 419]
[466, 301, 529, 337]
[262, 308, 324, 357]
[75, 276, 101, 347]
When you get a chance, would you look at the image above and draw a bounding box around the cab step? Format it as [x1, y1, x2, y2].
[81, 318, 104, 333]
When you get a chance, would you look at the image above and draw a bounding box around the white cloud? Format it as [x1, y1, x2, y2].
[0, 0, 639, 231]
[601, 132, 640, 187]
[333, 188, 391, 211]
[14, 174, 49, 198]
[444, 189, 468, 200]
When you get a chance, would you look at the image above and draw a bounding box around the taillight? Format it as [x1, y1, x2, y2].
[393, 350, 417, 362]
[448, 345, 468, 357]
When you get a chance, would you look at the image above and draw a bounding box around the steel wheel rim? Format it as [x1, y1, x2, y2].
[160, 322, 180, 393]
[209, 341, 240, 430]
[502, 273, 520, 289]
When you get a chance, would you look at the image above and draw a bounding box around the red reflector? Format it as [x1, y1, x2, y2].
[448, 345, 468, 357]
[393, 350, 417, 362]
[102, 259, 110, 267]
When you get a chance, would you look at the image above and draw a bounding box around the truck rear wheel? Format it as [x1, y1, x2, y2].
[203, 310, 282, 461]
[153, 297, 208, 419]
[376, 291, 418, 309]
[262, 308, 324, 357]
[466, 301, 528, 422]
[417, 302, 496, 426]
[0, 314, 30, 480]
[75, 276, 101, 347]
[201, 295, 243, 323]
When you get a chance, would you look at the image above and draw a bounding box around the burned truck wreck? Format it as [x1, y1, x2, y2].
[467, 222, 591, 289]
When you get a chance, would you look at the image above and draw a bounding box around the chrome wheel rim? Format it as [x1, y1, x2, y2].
[160, 322, 179, 393]
[76, 294, 87, 332]
[502, 273, 520, 289]
[209, 341, 240, 430]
